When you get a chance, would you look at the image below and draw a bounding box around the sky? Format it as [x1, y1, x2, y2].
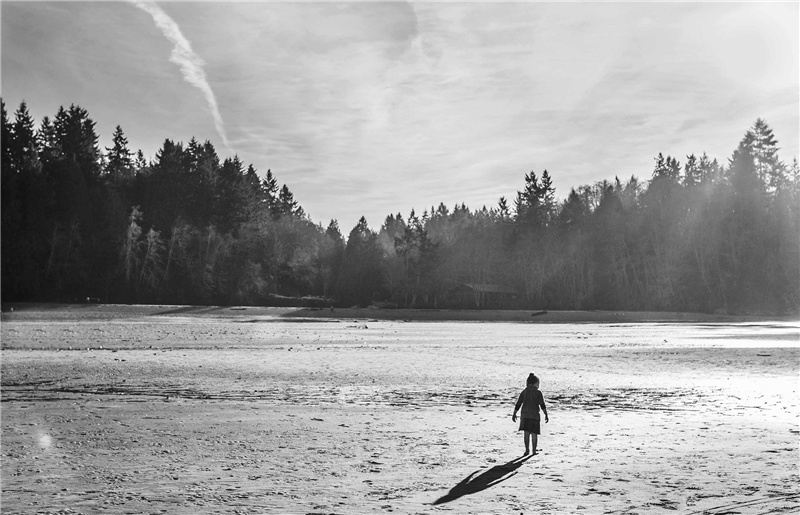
[2, 1, 798, 231]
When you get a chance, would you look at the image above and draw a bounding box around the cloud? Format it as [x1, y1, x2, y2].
[117, 2, 796, 229]
[130, 1, 231, 151]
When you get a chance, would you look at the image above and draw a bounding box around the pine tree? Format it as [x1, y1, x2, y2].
[36, 116, 60, 165]
[497, 196, 511, 220]
[392, 209, 438, 307]
[277, 184, 299, 217]
[514, 170, 539, 225]
[1, 99, 11, 168]
[738, 118, 786, 193]
[683, 154, 700, 188]
[53, 104, 101, 177]
[190, 140, 221, 226]
[515, 169, 556, 230]
[185, 137, 201, 173]
[653, 153, 681, 182]
[723, 146, 775, 311]
[558, 188, 589, 229]
[215, 156, 245, 232]
[261, 169, 280, 214]
[134, 150, 148, 174]
[1, 99, 21, 291]
[697, 153, 721, 185]
[244, 164, 260, 195]
[337, 217, 386, 306]
[105, 125, 133, 181]
[318, 219, 345, 298]
[11, 101, 41, 175]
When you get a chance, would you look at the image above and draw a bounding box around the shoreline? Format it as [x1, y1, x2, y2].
[1, 302, 796, 324]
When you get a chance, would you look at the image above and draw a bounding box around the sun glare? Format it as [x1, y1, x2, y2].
[38, 433, 52, 449]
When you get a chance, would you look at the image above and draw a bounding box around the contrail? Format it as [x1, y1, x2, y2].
[131, 1, 231, 150]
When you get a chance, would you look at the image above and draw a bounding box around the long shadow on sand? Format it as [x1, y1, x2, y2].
[432, 455, 533, 505]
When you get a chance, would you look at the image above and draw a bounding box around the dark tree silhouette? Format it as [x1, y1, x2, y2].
[1, 100, 796, 314]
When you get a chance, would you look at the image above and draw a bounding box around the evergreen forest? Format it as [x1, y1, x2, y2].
[2, 99, 798, 314]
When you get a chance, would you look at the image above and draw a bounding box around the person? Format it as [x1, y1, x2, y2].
[512, 373, 548, 455]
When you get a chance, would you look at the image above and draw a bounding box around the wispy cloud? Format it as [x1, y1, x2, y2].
[7, 1, 790, 228]
[131, 0, 231, 151]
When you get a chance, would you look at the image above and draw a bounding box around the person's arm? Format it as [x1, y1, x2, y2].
[539, 391, 549, 423]
[512, 391, 523, 422]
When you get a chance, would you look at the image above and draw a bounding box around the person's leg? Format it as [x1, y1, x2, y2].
[531, 433, 538, 454]
[523, 430, 531, 454]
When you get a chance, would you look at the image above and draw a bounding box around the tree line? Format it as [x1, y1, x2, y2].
[2, 99, 798, 314]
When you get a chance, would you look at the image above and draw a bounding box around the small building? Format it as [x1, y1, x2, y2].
[444, 283, 518, 309]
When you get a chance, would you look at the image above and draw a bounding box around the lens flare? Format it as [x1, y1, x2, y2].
[38, 433, 52, 449]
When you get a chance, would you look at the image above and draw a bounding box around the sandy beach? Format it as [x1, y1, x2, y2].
[1, 304, 798, 514]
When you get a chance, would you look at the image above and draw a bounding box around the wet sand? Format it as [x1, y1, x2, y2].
[2, 304, 798, 514]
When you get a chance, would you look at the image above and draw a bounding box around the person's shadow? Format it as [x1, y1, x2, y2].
[432, 454, 533, 505]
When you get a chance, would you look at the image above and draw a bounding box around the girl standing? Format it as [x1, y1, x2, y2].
[512, 373, 549, 455]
